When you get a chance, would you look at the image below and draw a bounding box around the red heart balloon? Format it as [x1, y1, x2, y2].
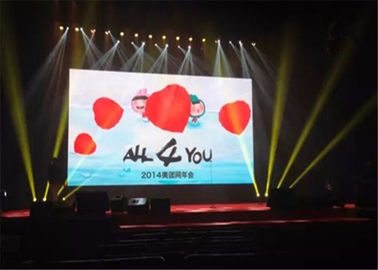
[93, 97, 124, 129]
[219, 101, 251, 135]
[74, 133, 96, 155]
[145, 84, 191, 133]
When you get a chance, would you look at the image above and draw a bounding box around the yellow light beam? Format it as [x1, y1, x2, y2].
[223, 83, 260, 196]
[239, 134, 260, 197]
[218, 45, 260, 197]
[52, 90, 68, 158]
[62, 156, 121, 200]
[62, 181, 87, 201]
[277, 13, 370, 189]
[277, 36, 354, 189]
[289, 94, 376, 188]
[57, 180, 67, 197]
[43, 181, 50, 201]
[265, 30, 295, 196]
[59, 92, 123, 197]
[2, 16, 37, 201]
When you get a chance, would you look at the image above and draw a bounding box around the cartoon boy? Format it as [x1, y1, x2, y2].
[131, 88, 149, 117]
[190, 94, 206, 123]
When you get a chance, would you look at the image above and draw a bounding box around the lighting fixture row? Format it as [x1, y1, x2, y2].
[58, 26, 257, 47]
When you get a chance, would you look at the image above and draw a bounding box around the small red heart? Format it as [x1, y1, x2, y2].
[145, 84, 191, 133]
[74, 133, 97, 155]
[219, 101, 251, 135]
[93, 97, 124, 129]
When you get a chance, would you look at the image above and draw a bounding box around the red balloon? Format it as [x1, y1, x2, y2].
[93, 97, 124, 129]
[145, 84, 191, 133]
[219, 101, 251, 135]
[74, 133, 96, 155]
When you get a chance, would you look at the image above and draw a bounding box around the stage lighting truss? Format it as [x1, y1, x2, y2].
[54, 27, 257, 49]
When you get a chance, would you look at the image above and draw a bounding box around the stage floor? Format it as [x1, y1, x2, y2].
[1, 202, 269, 218]
[0, 202, 357, 217]
[1, 202, 369, 230]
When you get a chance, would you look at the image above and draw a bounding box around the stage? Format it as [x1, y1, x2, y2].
[1, 202, 370, 230]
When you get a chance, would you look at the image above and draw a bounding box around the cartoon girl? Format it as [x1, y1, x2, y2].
[190, 94, 206, 123]
[131, 88, 149, 118]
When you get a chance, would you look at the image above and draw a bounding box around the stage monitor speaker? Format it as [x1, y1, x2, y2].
[52, 201, 75, 217]
[75, 191, 109, 216]
[110, 195, 127, 213]
[150, 198, 170, 214]
[267, 188, 297, 210]
[30, 202, 54, 219]
[127, 198, 149, 214]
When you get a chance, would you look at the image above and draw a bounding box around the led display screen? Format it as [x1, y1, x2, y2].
[68, 69, 254, 186]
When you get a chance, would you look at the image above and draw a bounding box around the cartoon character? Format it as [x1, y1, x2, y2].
[190, 94, 206, 123]
[131, 88, 149, 117]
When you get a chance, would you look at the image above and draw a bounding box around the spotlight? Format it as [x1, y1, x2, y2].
[148, 34, 153, 39]
[33, 198, 37, 202]
[177, 45, 180, 48]
[80, 27, 83, 31]
[131, 41, 134, 45]
[239, 41, 243, 46]
[142, 41, 145, 46]
[188, 37, 193, 42]
[188, 45, 191, 49]
[105, 31, 109, 35]
[176, 36, 180, 41]
[66, 26, 69, 30]
[4, 191, 7, 197]
[162, 35, 166, 40]
[202, 38, 206, 43]
[229, 41, 232, 44]
[43, 198, 47, 202]
[62, 197, 66, 201]
[120, 32, 124, 36]
[154, 43, 157, 46]
[134, 33, 139, 38]
[59, 26, 64, 31]
[117, 40, 120, 44]
[90, 29, 96, 34]
[252, 42, 256, 47]
[75, 27, 79, 32]
[165, 43, 168, 47]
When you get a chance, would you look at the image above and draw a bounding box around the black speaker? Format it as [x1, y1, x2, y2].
[267, 188, 297, 210]
[297, 194, 334, 209]
[52, 201, 75, 217]
[30, 202, 54, 219]
[150, 198, 170, 214]
[110, 195, 127, 213]
[127, 198, 149, 214]
[75, 191, 109, 216]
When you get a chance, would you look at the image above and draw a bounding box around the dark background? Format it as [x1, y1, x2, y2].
[1, 1, 376, 209]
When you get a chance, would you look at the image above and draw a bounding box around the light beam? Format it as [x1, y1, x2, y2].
[289, 94, 377, 188]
